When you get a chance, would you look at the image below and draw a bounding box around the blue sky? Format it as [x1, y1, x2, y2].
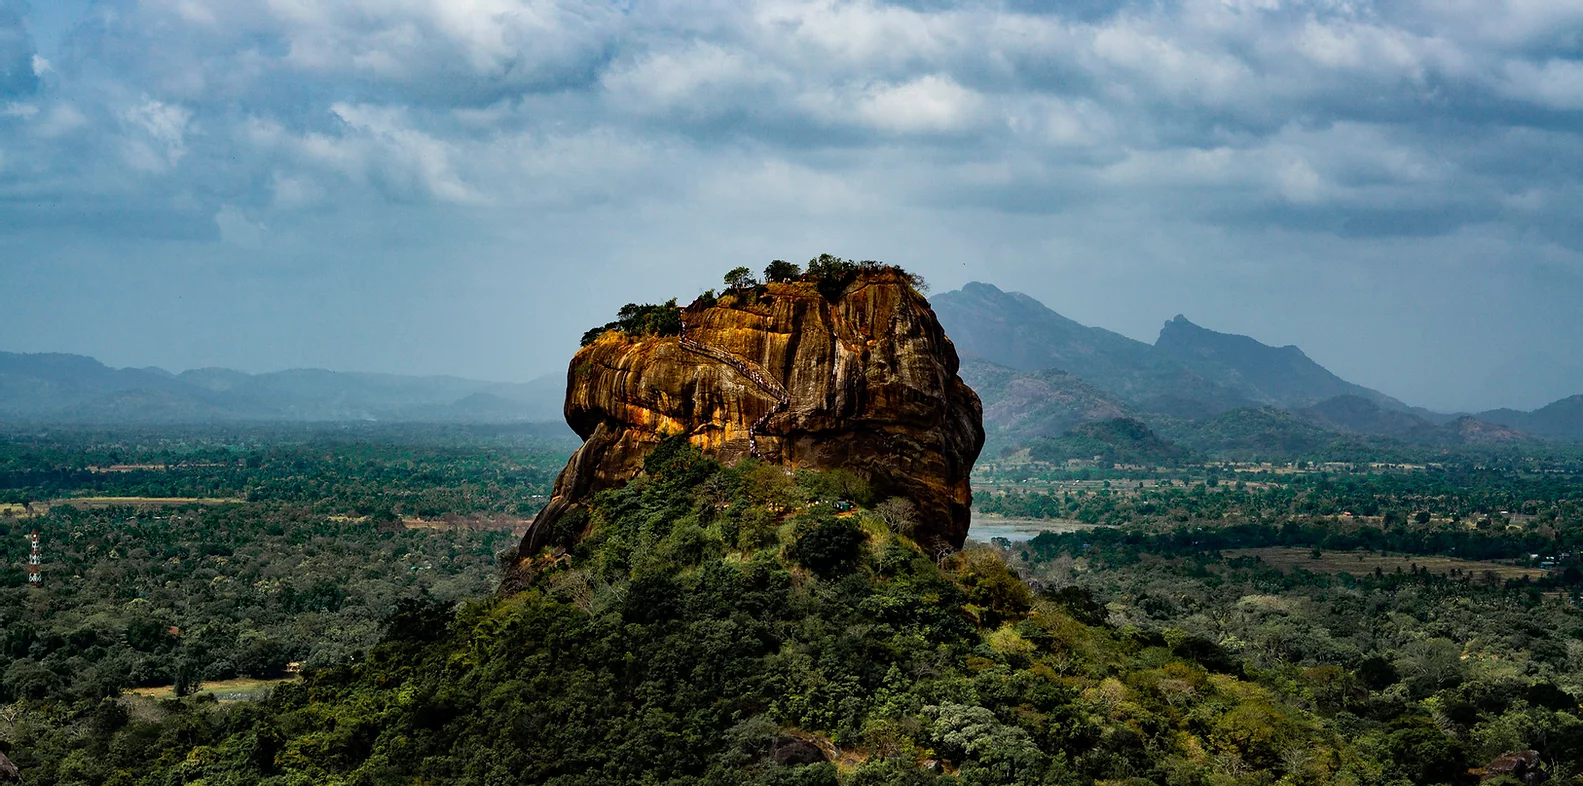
[1, 0, 1581, 412]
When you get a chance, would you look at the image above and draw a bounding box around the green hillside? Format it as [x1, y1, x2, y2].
[9, 441, 1405, 786]
[1026, 418, 1188, 467]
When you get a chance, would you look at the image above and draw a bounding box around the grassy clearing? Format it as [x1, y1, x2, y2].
[126, 676, 299, 702]
[402, 515, 530, 533]
[51, 496, 245, 509]
[87, 464, 168, 472]
[1223, 547, 1547, 582]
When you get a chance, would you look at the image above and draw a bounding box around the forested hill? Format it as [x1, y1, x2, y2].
[1481, 395, 1583, 442]
[7, 439, 1516, 785]
[0, 351, 565, 424]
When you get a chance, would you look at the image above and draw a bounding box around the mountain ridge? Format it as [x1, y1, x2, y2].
[934, 282, 1580, 448]
[0, 350, 565, 424]
[933, 282, 1416, 415]
[1479, 395, 1583, 442]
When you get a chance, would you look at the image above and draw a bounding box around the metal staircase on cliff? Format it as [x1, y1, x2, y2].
[677, 322, 791, 459]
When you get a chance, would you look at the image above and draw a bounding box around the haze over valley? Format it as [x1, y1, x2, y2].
[4, 0, 1583, 783]
[5, 281, 1579, 451]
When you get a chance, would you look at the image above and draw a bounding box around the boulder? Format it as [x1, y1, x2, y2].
[1479, 750, 1545, 785]
[768, 736, 828, 766]
[508, 268, 983, 583]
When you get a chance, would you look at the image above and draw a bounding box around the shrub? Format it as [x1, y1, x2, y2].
[764, 260, 802, 283]
[787, 513, 866, 577]
[724, 266, 757, 291]
[580, 299, 682, 346]
[875, 497, 919, 536]
[805, 254, 859, 299]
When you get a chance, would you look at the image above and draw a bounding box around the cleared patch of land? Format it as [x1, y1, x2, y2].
[403, 515, 531, 534]
[1224, 547, 1547, 581]
[127, 676, 298, 702]
[50, 496, 245, 509]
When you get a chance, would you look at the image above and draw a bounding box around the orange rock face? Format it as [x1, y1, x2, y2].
[511, 270, 984, 573]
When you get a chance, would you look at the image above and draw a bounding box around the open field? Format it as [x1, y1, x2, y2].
[127, 676, 299, 702]
[49, 496, 246, 509]
[1223, 547, 1548, 582]
[403, 515, 531, 534]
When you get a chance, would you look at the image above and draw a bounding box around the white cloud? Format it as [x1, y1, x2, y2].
[855, 75, 986, 134]
[601, 42, 779, 116]
[345, 103, 485, 203]
[122, 99, 193, 171]
[1088, 21, 1256, 107]
[261, 0, 620, 88]
[6, 0, 1583, 251]
[1502, 58, 1583, 110]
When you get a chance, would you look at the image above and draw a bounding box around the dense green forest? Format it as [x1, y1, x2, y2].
[0, 425, 569, 729]
[978, 459, 1583, 536]
[1009, 532, 1583, 785]
[0, 423, 573, 516]
[5, 427, 1583, 784]
[0, 439, 1423, 785]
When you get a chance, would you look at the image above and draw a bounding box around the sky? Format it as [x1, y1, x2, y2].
[0, 0, 1580, 413]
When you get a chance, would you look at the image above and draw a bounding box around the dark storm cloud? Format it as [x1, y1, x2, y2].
[1, 0, 1581, 411]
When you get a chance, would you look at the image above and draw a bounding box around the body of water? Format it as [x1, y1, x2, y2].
[965, 515, 1102, 543]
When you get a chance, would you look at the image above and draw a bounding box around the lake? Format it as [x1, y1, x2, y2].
[965, 515, 1103, 543]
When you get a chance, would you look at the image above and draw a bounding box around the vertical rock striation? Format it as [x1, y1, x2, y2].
[508, 269, 984, 581]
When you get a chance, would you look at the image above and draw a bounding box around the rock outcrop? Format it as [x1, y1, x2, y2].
[1475, 750, 1545, 784]
[509, 269, 983, 578]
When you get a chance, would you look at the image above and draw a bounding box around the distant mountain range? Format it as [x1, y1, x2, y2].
[0, 352, 565, 424]
[934, 282, 1582, 453]
[4, 282, 1579, 453]
[1477, 396, 1583, 442]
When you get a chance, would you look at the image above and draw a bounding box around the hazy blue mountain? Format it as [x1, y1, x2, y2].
[1153, 315, 1413, 411]
[1162, 407, 1341, 459]
[1430, 415, 1536, 446]
[935, 283, 1251, 412]
[1479, 395, 1583, 442]
[0, 351, 565, 424]
[958, 358, 1137, 454]
[934, 283, 1569, 451]
[1295, 395, 1438, 439]
[935, 283, 1418, 417]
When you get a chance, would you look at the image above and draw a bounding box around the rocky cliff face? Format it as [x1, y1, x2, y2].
[509, 270, 983, 577]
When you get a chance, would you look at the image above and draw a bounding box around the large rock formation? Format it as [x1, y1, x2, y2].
[510, 269, 983, 576]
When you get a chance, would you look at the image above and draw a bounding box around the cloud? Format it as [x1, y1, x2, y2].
[2, 0, 1582, 409]
[122, 99, 192, 171]
[12, 0, 1580, 225]
[1502, 58, 1583, 110]
[853, 75, 986, 133]
[0, 0, 38, 97]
